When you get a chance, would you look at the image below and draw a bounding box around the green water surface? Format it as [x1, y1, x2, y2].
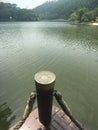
[0, 22, 98, 130]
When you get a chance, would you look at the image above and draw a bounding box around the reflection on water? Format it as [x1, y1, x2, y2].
[0, 22, 98, 130]
[0, 101, 15, 130]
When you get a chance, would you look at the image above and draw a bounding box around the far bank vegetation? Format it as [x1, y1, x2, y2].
[69, 7, 98, 23]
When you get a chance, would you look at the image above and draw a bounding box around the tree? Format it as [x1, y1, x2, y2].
[69, 12, 78, 21]
[0, 2, 38, 21]
[76, 8, 89, 22]
[94, 8, 98, 16]
[82, 11, 96, 22]
[69, 7, 98, 23]
[34, 0, 98, 20]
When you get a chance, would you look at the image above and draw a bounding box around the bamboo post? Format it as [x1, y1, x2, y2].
[34, 71, 56, 128]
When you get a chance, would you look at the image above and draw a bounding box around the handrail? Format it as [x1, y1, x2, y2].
[54, 90, 85, 130]
[13, 92, 36, 130]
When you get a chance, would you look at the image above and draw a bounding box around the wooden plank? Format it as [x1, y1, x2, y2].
[9, 106, 80, 130]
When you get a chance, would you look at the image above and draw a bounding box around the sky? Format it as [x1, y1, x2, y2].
[0, 0, 52, 9]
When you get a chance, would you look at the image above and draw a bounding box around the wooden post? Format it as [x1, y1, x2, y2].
[34, 71, 56, 128]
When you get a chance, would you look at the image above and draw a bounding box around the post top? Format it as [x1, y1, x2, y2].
[34, 71, 56, 85]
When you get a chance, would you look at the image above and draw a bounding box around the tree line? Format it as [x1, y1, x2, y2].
[0, 2, 38, 21]
[0, 0, 98, 22]
[69, 7, 98, 22]
[34, 0, 98, 21]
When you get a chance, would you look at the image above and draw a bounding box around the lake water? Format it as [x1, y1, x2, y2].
[0, 22, 98, 130]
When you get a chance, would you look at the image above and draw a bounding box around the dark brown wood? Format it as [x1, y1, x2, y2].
[34, 71, 56, 127]
[9, 106, 81, 130]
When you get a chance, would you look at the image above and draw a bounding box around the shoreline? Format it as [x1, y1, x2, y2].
[70, 21, 98, 26]
[88, 22, 98, 26]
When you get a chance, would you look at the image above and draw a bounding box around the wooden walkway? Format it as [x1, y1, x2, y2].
[9, 106, 80, 130]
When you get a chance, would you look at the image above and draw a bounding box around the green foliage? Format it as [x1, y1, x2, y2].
[82, 11, 96, 22]
[69, 7, 98, 23]
[94, 8, 98, 16]
[0, 2, 38, 21]
[0, 0, 98, 22]
[69, 13, 78, 21]
[34, 0, 98, 20]
[76, 8, 89, 22]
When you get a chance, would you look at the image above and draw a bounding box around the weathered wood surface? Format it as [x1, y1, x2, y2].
[9, 106, 80, 130]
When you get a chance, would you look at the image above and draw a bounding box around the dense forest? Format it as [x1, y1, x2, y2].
[0, 2, 38, 21]
[0, 0, 98, 22]
[34, 0, 98, 21]
[69, 7, 98, 22]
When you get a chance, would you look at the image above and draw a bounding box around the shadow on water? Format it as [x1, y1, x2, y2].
[0, 101, 16, 130]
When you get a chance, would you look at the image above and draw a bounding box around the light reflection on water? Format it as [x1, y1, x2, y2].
[0, 22, 98, 130]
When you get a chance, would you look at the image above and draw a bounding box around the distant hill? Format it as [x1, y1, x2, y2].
[0, 2, 38, 21]
[34, 0, 98, 20]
